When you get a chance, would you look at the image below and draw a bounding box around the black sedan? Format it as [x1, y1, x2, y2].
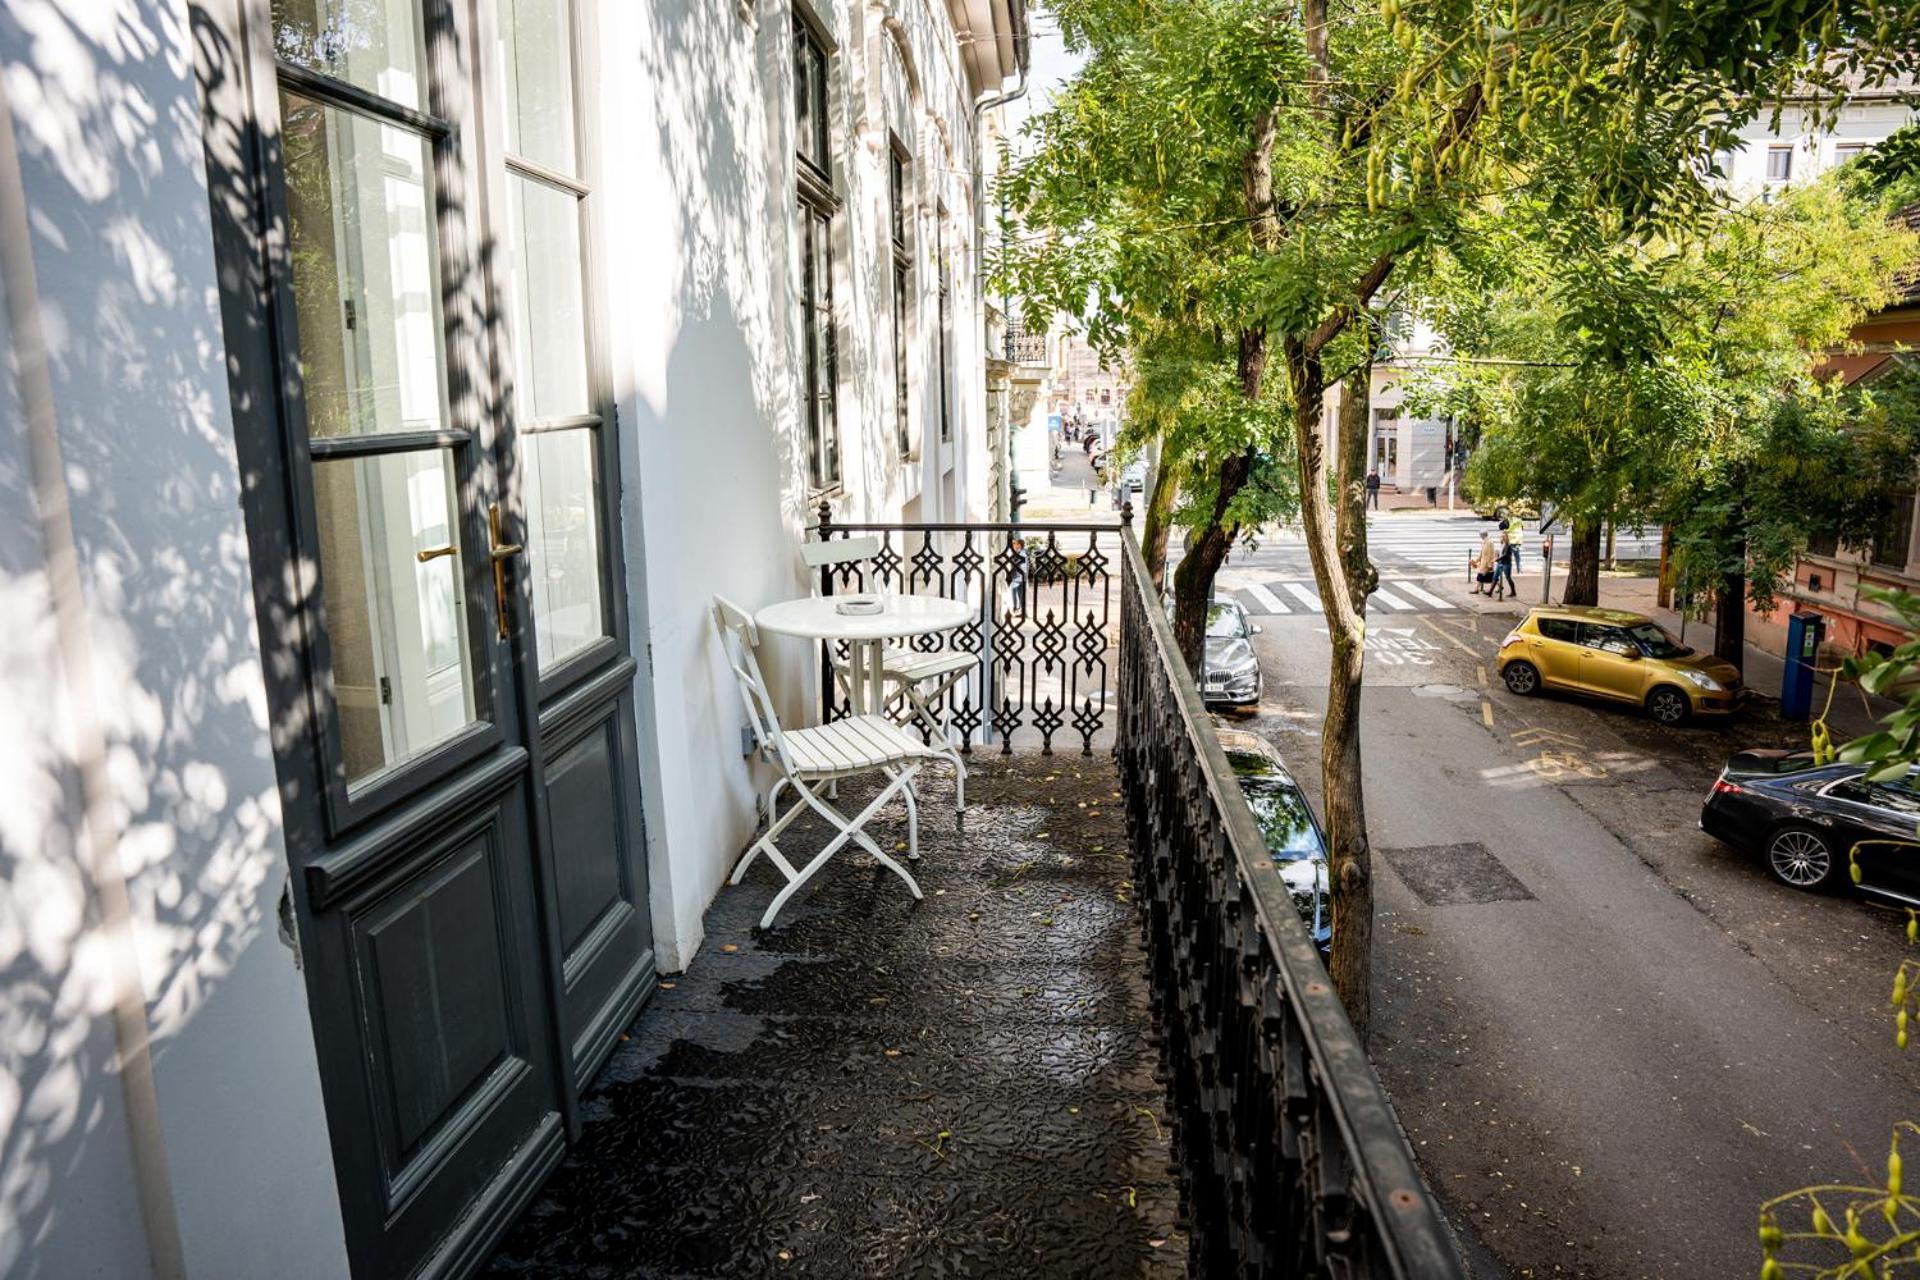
[1700, 748, 1920, 900]
[1218, 729, 1331, 954]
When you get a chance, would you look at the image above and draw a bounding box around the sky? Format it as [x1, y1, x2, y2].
[1006, 4, 1084, 143]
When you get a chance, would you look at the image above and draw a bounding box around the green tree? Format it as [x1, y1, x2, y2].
[1003, 0, 1920, 1036]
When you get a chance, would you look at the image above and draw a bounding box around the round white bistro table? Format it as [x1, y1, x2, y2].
[755, 592, 973, 716]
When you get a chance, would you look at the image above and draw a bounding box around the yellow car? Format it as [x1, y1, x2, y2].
[1495, 606, 1745, 725]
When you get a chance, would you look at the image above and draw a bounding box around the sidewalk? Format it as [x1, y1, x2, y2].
[1424, 561, 1900, 742]
[1018, 444, 1127, 523]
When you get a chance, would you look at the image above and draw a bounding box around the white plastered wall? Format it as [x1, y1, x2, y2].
[0, 1, 348, 1275]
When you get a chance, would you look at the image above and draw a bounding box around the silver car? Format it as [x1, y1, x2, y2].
[1201, 598, 1262, 706]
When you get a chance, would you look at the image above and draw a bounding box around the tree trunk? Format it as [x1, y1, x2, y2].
[1288, 340, 1373, 1042]
[1140, 452, 1179, 592]
[1170, 328, 1264, 670]
[1563, 518, 1603, 606]
[1336, 365, 1378, 608]
[1714, 548, 1747, 672]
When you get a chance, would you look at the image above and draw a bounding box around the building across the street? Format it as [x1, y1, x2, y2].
[0, 0, 1026, 1276]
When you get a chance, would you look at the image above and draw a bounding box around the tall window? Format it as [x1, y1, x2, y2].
[795, 16, 839, 488]
[890, 143, 913, 457]
[936, 204, 952, 443]
[1874, 491, 1916, 570]
[1766, 145, 1794, 182]
[497, 0, 607, 672]
[1834, 141, 1868, 168]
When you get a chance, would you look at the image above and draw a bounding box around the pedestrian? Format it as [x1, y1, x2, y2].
[1365, 468, 1381, 510]
[1495, 530, 1517, 598]
[1476, 530, 1501, 598]
[1008, 536, 1029, 616]
[1505, 512, 1524, 570]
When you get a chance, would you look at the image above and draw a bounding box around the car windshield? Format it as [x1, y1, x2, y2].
[1205, 605, 1246, 638]
[1627, 622, 1690, 658]
[1243, 783, 1324, 859]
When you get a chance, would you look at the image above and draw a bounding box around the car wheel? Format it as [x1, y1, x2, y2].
[1764, 825, 1843, 891]
[1646, 685, 1691, 725]
[1502, 660, 1540, 696]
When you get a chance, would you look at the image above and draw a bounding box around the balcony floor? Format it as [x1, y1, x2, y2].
[482, 753, 1186, 1279]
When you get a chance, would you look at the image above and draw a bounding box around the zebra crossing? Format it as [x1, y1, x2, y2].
[1244, 513, 1662, 572]
[1234, 578, 1457, 616]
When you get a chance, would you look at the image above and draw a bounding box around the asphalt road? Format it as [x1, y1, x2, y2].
[1228, 588, 1920, 1279]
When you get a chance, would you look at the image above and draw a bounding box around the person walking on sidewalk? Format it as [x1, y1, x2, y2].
[1476, 530, 1503, 598]
[1365, 468, 1381, 510]
[1007, 536, 1030, 616]
[1492, 515, 1518, 598]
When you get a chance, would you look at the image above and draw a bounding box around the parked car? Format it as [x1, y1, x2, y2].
[1700, 749, 1920, 898]
[1201, 598, 1262, 706]
[1496, 605, 1744, 725]
[1120, 460, 1147, 493]
[1217, 729, 1331, 955]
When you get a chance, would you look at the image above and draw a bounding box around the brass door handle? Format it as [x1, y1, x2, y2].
[487, 504, 522, 639]
[415, 544, 457, 563]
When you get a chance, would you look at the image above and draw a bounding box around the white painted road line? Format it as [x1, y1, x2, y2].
[1282, 581, 1323, 612]
[1244, 583, 1290, 615]
[1391, 580, 1454, 609]
[1369, 587, 1412, 611]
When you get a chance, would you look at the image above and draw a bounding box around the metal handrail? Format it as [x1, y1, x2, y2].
[1116, 528, 1463, 1277]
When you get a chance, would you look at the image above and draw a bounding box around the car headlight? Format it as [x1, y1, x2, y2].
[1678, 669, 1721, 691]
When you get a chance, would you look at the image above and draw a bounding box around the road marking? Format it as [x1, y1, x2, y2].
[1369, 587, 1412, 611]
[1391, 580, 1453, 609]
[1481, 700, 1495, 728]
[1282, 582, 1323, 612]
[1511, 726, 1583, 749]
[1244, 583, 1289, 615]
[1415, 614, 1485, 657]
[1476, 663, 1487, 688]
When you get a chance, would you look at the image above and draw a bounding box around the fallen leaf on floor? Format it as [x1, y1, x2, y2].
[884, 1048, 902, 1058]
[720, 944, 739, 954]
[1148, 1238, 1167, 1249]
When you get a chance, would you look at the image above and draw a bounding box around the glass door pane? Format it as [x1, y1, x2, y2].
[281, 93, 451, 440]
[504, 174, 590, 419]
[312, 449, 478, 784]
[272, 0, 429, 109]
[523, 429, 602, 668]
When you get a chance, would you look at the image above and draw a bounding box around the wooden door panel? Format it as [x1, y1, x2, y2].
[322, 781, 562, 1277]
[539, 679, 654, 1080]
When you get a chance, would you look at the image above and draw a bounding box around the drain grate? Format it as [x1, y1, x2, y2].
[1383, 842, 1534, 906]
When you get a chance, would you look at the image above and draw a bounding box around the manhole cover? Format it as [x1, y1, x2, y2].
[1384, 842, 1533, 906]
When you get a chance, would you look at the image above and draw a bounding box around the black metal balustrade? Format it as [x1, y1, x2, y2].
[812, 505, 1122, 754]
[1116, 532, 1462, 1278]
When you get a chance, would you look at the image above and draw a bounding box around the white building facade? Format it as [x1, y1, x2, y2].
[0, 0, 1025, 1276]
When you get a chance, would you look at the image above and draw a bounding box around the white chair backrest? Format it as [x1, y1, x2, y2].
[799, 534, 881, 570]
[711, 595, 789, 767]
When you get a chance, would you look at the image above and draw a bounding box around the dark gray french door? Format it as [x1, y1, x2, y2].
[196, 0, 653, 1276]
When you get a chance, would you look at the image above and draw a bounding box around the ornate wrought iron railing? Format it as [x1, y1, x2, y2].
[810, 505, 1124, 755]
[1004, 324, 1048, 365]
[1116, 531, 1463, 1278]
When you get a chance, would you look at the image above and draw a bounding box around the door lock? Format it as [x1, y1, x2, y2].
[487, 503, 524, 640]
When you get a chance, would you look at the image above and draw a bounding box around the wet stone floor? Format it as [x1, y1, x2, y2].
[483, 753, 1187, 1279]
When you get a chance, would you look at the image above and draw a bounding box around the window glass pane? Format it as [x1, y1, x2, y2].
[523, 428, 605, 669]
[505, 174, 590, 419]
[312, 449, 478, 784]
[281, 94, 450, 439]
[497, 0, 577, 174]
[272, 0, 427, 110]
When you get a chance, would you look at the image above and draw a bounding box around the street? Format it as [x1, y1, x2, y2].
[1218, 525, 1920, 1278]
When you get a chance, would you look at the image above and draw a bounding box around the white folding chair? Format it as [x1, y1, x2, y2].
[799, 536, 978, 810]
[713, 596, 934, 927]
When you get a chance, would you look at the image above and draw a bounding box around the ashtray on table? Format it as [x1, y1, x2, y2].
[835, 596, 884, 616]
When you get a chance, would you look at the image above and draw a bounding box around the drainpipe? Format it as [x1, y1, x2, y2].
[971, 11, 1028, 523]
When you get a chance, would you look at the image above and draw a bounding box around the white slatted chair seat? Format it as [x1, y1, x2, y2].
[781, 714, 932, 776]
[880, 647, 977, 682]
